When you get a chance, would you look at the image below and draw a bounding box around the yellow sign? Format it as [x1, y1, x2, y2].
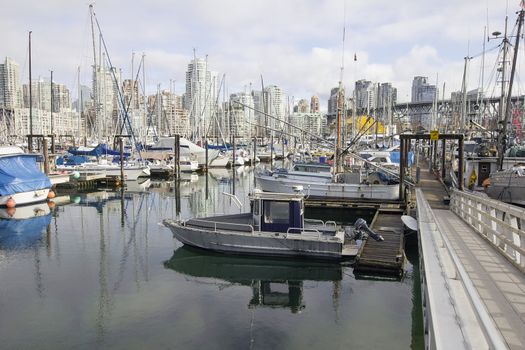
[430, 130, 439, 141]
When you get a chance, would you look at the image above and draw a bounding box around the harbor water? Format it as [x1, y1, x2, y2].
[0, 166, 423, 349]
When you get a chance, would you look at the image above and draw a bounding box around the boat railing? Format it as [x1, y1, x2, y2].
[304, 219, 337, 230]
[186, 218, 254, 233]
[285, 227, 321, 239]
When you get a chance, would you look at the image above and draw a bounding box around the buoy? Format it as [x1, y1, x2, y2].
[6, 207, 16, 217]
[47, 190, 56, 199]
[6, 197, 16, 208]
[72, 171, 80, 180]
[47, 201, 56, 209]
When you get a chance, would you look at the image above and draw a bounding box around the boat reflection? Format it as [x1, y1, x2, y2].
[0, 203, 52, 249]
[164, 246, 343, 313]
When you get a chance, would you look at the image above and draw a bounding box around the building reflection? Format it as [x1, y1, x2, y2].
[164, 246, 343, 313]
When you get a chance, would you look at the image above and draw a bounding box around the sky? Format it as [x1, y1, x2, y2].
[0, 0, 521, 108]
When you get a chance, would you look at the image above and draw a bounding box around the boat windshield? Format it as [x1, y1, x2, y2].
[263, 201, 289, 224]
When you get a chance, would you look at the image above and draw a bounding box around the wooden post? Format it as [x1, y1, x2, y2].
[458, 136, 464, 191]
[399, 138, 405, 201]
[205, 139, 209, 171]
[175, 134, 180, 178]
[270, 134, 274, 169]
[432, 140, 438, 171]
[253, 137, 257, 165]
[281, 136, 285, 161]
[119, 137, 124, 185]
[441, 139, 446, 179]
[50, 134, 55, 154]
[232, 134, 236, 167]
[43, 138, 49, 175]
[173, 136, 176, 179]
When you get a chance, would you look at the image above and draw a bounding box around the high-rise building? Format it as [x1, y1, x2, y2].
[23, 79, 71, 112]
[296, 99, 310, 113]
[354, 79, 376, 112]
[411, 76, 437, 103]
[310, 95, 320, 113]
[264, 85, 286, 133]
[377, 83, 397, 109]
[0, 57, 22, 109]
[185, 57, 218, 141]
[229, 92, 255, 139]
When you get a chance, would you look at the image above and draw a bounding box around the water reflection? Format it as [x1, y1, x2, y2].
[164, 246, 343, 314]
[0, 203, 51, 249]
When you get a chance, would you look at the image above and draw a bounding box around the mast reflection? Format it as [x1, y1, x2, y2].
[164, 246, 343, 313]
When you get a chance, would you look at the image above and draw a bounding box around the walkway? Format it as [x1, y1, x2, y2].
[416, 161, 525, 349]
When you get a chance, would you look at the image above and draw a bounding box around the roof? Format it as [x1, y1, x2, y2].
[250, 189, 304, 202]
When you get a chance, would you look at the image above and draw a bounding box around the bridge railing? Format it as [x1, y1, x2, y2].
[450, 189, 525, 273]
[416, 189, 506, 350]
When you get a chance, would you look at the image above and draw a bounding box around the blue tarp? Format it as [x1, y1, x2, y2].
[0, 155, 52, 196]
[68, 144, 130, 157]
[390, 151, 414, 167]
[0, 214, 51, 249]
[56, 155, 89, 166]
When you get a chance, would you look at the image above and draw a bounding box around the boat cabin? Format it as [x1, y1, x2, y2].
[251, 190, 304, 233]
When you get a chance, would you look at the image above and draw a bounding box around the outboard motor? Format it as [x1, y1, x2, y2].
[344, 218, 384, 242]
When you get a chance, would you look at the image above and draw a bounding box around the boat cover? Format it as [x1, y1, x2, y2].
[0, 155, 52, 195]
[67, 143, 130, 157]
[0, 214, 51, 249]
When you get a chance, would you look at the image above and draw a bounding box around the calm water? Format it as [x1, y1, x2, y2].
[0, 165, 423, 349]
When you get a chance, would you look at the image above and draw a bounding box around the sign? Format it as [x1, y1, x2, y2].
[430, 130, 439, 141]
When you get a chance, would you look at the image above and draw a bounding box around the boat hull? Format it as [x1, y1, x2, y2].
[57, 165, 150, 180]
[255, 174, 399, 200]
[0, 189, 50, 207]
[163, 219, 355, 260]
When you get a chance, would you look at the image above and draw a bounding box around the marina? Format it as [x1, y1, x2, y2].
[1, 1, 525, 349]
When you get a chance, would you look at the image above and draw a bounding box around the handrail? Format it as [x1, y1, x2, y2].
[416, 189, 507, 349]
[187, 218, 254, 233]
[450, 189, 525, 272]
[286, 227, 321, 239]
[221, 192, 243, 210]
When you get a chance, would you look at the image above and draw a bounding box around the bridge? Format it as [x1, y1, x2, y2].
[416, 159, 525, 349]
[357, 95, 525, 132]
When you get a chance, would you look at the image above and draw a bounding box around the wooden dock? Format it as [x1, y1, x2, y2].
[354, 208, 405, 277]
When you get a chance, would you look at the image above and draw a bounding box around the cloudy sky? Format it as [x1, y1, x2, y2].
[0, 0, 521, 108]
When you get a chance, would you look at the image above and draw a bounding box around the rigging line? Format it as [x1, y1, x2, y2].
[118, 57, 144, 134]
[93, 12, 141, 155]
[233, 101, 332, 146]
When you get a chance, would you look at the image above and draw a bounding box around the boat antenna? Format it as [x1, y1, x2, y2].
[335, 0, 347, 174]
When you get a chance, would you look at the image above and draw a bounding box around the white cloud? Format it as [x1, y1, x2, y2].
[0, 0, 517, 104]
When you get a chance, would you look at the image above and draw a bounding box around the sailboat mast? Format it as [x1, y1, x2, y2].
[89, 4, 98, 139]
[498, 9, 524, 170]
[28, 31, 33, 151]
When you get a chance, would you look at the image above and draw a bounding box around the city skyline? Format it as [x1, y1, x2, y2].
[0, 0, 518, 105]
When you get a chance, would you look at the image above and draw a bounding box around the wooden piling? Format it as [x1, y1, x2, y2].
[43, 138, 49, 175]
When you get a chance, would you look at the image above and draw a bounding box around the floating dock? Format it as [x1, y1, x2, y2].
[354, 208, 405, 277]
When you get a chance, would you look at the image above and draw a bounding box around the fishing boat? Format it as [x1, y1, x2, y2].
[164, 189, 382, 260]
[485, 164, 525, 205]
[255, 168, 399, 200]
[0, 146, 52, 207]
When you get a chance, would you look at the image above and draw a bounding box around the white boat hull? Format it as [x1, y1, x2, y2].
[0, 189, 50, 207]
[57, 165, 150, 180]
[256, 174, 399, 200]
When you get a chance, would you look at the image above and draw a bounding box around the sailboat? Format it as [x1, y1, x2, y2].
[484, 7, 525, 205]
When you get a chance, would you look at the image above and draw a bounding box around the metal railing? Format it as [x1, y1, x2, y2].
[450, 189, 525, 272]
[416, 189, 506, 350]
[186, 218, 254, 233]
